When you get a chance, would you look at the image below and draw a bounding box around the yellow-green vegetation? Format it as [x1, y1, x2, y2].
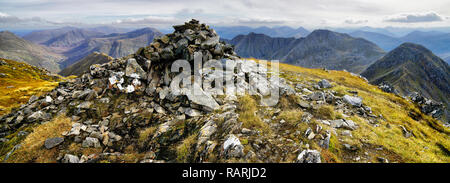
[277, 109, 304, 126]
[270, 60, 450, 162]
[314, 105, 335, 120]
[0, 58, 62, 116]
[5, 115, 72, 163]
[138, 126, 157, 144]
[237, 95, 270, 133]
[176, 134, 197, 162]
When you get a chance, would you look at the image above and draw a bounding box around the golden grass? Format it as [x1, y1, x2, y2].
[269, 60, 450, 163]
[237, 95, 270, 133]
[6, 115, 72, 163]
[277, 109, 304, 127]
[314, 105, 335, 120]
[138, 126, 157, 144]
[176, 134, 197, 162]
[0, 58, 62, 115]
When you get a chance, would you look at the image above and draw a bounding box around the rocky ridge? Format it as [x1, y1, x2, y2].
[1, 20, 447, 163]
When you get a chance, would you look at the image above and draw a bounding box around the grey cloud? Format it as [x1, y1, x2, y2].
[0, 12, 84, 28]
[384, 12, 444, 23]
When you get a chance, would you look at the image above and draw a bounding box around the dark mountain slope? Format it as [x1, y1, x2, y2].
[43, 29, 104, 48]
[281, 30, 385, 73]
[362, 43, 450, 120]
[0, 31, 64, 72]
[60, 27, 163, 68]
[59, 52, 113, 76]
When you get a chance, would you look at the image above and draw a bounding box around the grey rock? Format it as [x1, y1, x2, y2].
[77, 101, 92, 109]
[296, 150, 321, 163]
[82, 137, 101, 148]
[222, 134, 244, 158]
[125, 58, 146, 79]
[44, 137, 64, 149]
[62, 154, 79, 163]
[298, 100, 311, 109]
[197, 121, 217, 147]
[330, 119, 358, 130]
[186, 83, 220, 112]
[28, 95, 39, 103]
[27, 111, 51, 122]
[185, 108, 201, 117]
[308, 92, 325, 101]
[318, 79, 332, 88]
[343, 95, 362, 107]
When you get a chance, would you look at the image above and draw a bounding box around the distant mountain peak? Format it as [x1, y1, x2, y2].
[362, 43, 449, 121]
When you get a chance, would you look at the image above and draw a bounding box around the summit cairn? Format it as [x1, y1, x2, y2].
[0, 19, 294, 163]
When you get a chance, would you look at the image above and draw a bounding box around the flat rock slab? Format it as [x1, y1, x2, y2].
[44, 137, 64, 149]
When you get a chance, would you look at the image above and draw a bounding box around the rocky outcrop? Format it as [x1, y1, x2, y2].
[0, 19, 296, 163]
[362, 43, 449, 122]
[409, 92, 445, 119]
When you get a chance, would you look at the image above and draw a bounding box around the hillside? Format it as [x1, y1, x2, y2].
[232, 30, 385, 73]
[0, 58, 63, 116]
[0, 31, 64, 73]
[44, 29, 105, 49]
[229, 32, 301, 59]
[59, 52, 114, 76]
[0, 20, 449, 164]
[22, 27, 77, 44]
[214, 26, 310, 39]
[60, 27, 163, 68]
[361, 43, 449, 121]
[281, 30, 386, 74]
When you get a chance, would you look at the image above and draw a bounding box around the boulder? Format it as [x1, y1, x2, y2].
[125, 58, 146, 79]
[343, 95, 362, 107]
[308, 92, 325, 101]
[82, 137, 101, 148]
[197, 121, 217, 147]
[27, 111, 51, 122]
[62, 154, 79, 163]
[318, 79, 332, 88]
[296, 150, 321, 163]
[222, 134, 244, 158]
[186, 83, 220, 112]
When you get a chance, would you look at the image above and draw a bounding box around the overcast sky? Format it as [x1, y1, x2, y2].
[1, 0, 450, 29]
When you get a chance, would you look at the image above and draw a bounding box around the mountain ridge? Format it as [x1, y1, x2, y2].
[362, 42, 450, 121]
[230, 30, 385, 73]
[0, 31, 64, 72]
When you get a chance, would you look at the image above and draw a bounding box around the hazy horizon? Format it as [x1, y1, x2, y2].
[1, 0, 450, 31]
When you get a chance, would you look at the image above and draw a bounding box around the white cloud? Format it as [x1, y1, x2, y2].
[384, 12, 444, 23]
[344, 19, 368, 25]
[112, 16, 180, 25]
[0, 12, 10, 17]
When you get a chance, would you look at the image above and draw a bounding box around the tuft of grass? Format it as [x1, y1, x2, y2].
[5, 115, 72, 163]
[176, 134, 197, 162]
[277, 109, 304, 127]
[237, 95, 270, 133]
[138, 126, 157, 144]
[314, 105, 335, 120]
